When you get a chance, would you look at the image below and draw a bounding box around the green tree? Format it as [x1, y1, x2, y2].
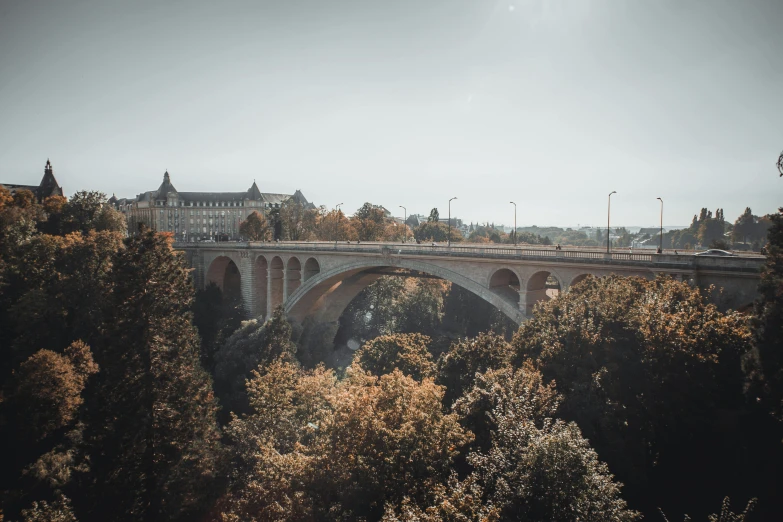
[470, 416, 638, 522]
[414, 221, 463, 243]
[61, 191, 123, 235]
[698, 208, 727, 247]
[429, 363, 637, 522]
[441, 284, 516, 339]
[239, 210, 272, 241]
[279, 199, 317, 240]
[428, 208, 440, 223]
[1, 231, 122, 374]
[437, 333, 512, 407]
[0, 188, 45, 255]
[337, 276, 406, 342]
[354, 333, 436, 381]
[397, 278, 446, 336]
[353, 202, 387, 241]
[213, 306, 297, 418]
[745, 208, 783, 421]
[733, 207, 755, 244]
[512, 275, 755, 517]
[192, 282, 245, 372]
[84, 228, 223, 521]
[94, 205, 127, 234]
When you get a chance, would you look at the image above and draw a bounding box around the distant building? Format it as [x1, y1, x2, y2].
[404, 215, 420, 228]
[438, 217, 462, 228]
[112, 171, 315, 241]
[1, 159, 64, 201]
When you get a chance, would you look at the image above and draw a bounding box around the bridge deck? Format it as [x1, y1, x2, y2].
[174, 241, 764, 274]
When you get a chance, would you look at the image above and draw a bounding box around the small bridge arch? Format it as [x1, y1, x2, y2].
[205, 255, 242, 302]
[523, 269, 563, 316]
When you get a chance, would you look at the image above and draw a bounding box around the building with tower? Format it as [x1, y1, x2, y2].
[1, 159, 64, 201]
[111, 170, 316, 241]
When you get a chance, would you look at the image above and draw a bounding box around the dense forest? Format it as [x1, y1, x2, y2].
[1, 185, 782, 521]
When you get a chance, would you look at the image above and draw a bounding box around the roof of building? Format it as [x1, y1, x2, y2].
[121, 171, 316, 209]
[1, 160, 64, 201]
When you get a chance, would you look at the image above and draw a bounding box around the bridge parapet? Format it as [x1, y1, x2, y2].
[173, 241, 764, 324]
[174, 241, 764, 273]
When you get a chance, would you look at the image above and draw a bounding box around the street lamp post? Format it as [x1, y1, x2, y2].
[607, 191, 616, 253]
[399, 205, 407, 243]
[510, 201, 517, 246]
[656, 197, 663, 254]
[448, 197, 457, 247]
[334, 203, 343, 243]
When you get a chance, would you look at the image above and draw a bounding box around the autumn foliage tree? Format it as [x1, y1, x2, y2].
[354, 333, 436, 381]
[221, 362, 472, 521]
[12, 341, 98, 442]
[316, 207, 356, 241]
[512, 275, 761, 518]
[239, 210, 272, 241]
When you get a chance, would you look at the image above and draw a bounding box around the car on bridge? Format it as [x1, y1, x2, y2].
[695, 249, 737, 257]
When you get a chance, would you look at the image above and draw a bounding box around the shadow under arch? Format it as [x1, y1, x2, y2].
[206, 255, 242, 302]
[525, 269, 562, 316]
[488, 267, 522, 308]
[286, 258, 525, 325]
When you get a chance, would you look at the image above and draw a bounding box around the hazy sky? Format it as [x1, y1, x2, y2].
[1, 0, 781, 227]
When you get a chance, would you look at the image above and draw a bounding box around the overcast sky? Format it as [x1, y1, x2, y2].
[1, 0, 781, 227]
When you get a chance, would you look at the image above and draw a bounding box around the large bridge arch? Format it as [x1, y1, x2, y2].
[286, 258, 525, 325]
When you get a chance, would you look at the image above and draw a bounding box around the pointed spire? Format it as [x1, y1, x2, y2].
[248, 180, 262, 200]
[39, 158, 62, 198]
[156, 170, 177, 199]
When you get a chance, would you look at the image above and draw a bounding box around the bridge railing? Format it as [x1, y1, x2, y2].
[174, 241, 764, 270]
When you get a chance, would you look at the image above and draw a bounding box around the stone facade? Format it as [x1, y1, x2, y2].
[111, 171, 315, 241]
[1, 159, 64, 201]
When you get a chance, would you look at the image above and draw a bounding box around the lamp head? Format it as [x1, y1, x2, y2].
[609, 191, 617, 196]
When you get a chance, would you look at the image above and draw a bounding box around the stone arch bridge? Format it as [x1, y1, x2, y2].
[176, 241, 764, 326]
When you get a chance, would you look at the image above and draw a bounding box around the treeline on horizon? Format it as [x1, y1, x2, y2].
[1, 185, 782, 521]
[233, 199, 772, 251]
